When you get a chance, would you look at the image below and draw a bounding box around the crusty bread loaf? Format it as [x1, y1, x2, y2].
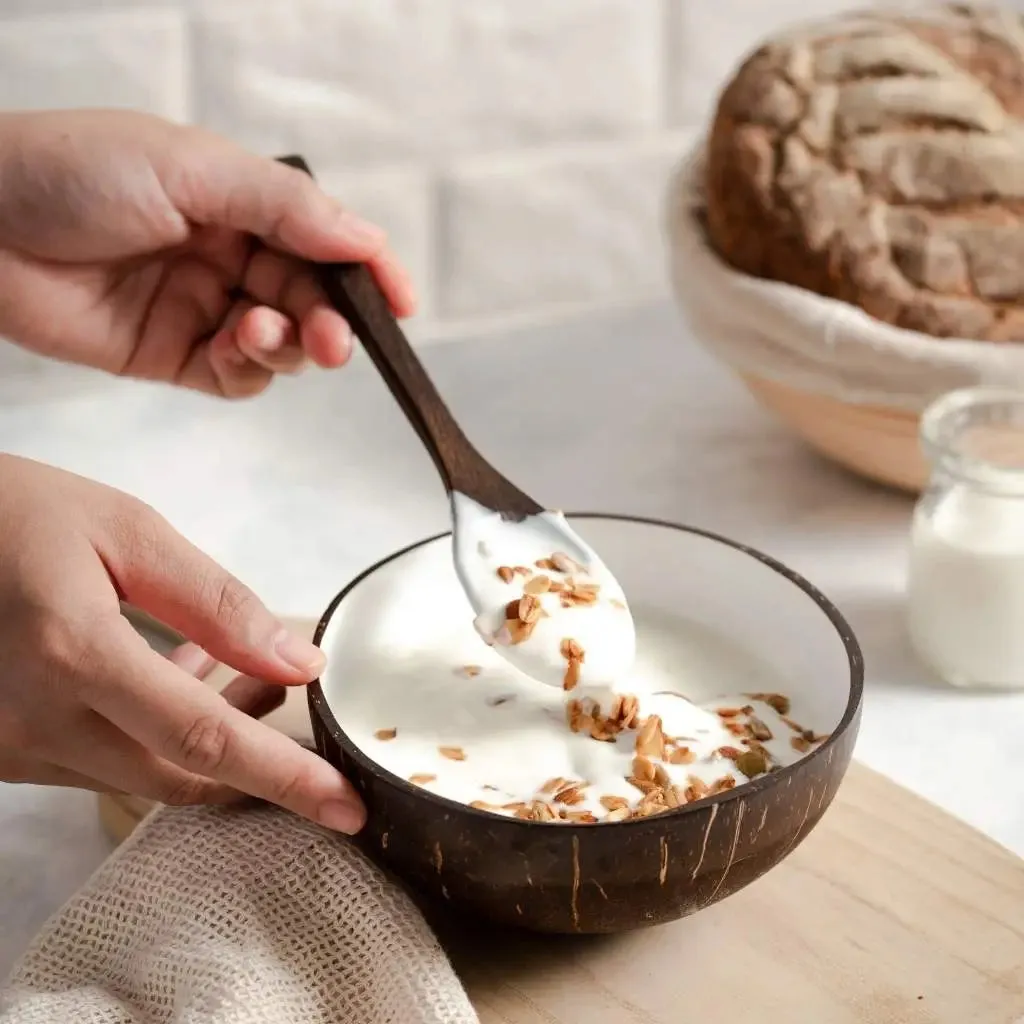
[705, 4, 1024, 342]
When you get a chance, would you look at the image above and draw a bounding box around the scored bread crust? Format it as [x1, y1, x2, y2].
[704, 3, 1024, 342]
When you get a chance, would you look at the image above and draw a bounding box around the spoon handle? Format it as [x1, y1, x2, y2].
[278, 155, 542, 518]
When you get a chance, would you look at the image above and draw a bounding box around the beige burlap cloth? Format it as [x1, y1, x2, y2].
[0, 804, 479, 1024]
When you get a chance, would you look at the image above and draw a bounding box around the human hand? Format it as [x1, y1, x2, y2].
[0, 454, 365, 833]
[0, 108, 416, 397]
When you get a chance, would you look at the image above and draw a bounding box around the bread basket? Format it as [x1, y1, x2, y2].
[666, 144, 1024, 493]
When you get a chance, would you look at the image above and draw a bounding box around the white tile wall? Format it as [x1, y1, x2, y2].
[0, 0, 959, 393]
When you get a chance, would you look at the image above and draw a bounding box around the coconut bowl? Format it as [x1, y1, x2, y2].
[308, 514, 862, 934]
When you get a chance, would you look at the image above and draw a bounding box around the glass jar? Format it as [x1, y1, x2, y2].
[907, 387, 1024, 689]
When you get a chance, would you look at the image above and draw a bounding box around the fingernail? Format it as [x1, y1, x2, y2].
[335, 209, 386, 248]
[253, 319, 285, 353]
[273, 629, 326, 675]
[319, 799, 366, 835]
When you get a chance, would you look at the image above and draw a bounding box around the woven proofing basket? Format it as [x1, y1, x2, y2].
[665, 143, 1024, 492]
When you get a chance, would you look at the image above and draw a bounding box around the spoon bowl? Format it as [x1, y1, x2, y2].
[451, 495, 636, 690]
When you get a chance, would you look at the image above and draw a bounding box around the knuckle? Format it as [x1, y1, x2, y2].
[23, 609, 98, 683]
[104, 495, 167, 564]
[210, 575, 262, 633]
[167, 714, 234, 775]
[159, 773, 214, 808]
[264, 760, 318, 810]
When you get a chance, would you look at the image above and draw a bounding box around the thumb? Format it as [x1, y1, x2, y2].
[169, 128, 386, 262]
[164, 127, 416, 317]
[96, 499, 324, 684]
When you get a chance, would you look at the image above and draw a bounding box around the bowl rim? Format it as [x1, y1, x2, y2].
[308, 512, 864, 830]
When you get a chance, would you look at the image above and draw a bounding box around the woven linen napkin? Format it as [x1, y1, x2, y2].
[0, 803, 479, 1024]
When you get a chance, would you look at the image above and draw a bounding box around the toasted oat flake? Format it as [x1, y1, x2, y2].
[457, 664, 482, 678]
[518, 594, 543, 624]
[610, 598, 626, 609]
[560, 637, 585, 661]
[496, 566, 515, 583]
[554, 784, 586, 806]
[506, 618, 537, 645]
[747, 715, 773, 741]
[685, 776, 710, 801]
[535, 558, 557, 571]
[566, 699, 585, 732]
[791, 735, 812, 753]
[750, 692, 791, 716]
[610, 694, 640, 730]
[408, 774, 436, 786]
[439, 746, 467, 762]
[589, 719, 616, 742]
[539, 776, 567, 795]
[512, 565, 532, 576]
[530, 800, 556, 822]
[669, 746, 696, 765]
[632, 755, 656, 782]
[635, 715, 666, 759]
[563, 658, 581, 691]
[709, 776, 737, 795]
[550, 551, 581, 574]
[561, 810, 598, 823]
[604, 806, 630, 822]
[600, 795, 629, 812]
[374, 728, 397, 741]
[523, 574, 552, 595]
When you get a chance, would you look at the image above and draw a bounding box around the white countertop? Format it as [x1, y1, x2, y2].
[2, 301, 1022, 975]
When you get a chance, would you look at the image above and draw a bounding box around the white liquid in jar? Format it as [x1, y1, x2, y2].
[908, 485, 1024, 688]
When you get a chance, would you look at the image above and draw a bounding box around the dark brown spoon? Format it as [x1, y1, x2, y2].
[278, 154, 541, 523]
[275, 156, 637, 690]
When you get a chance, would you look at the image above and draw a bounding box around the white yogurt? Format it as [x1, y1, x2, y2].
[908, 485, 1024, 688]
[450, 494, 636, 692]
[325, 587, 828, 822]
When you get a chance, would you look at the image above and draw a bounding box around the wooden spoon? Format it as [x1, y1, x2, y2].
[277, 156, 636, 690]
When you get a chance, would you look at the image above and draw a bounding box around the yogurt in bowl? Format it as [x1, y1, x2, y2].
[309, 514, 862, 934]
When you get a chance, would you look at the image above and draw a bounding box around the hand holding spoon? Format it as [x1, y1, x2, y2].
[282, 156, 636, 691]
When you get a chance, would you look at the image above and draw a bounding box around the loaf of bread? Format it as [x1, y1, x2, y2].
[705, 4, 1024, 342]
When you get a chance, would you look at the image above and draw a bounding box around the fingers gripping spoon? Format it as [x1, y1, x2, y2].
[280, 156, 636, 692]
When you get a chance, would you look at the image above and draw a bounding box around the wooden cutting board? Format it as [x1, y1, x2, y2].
[101, 614, 1024, 1024]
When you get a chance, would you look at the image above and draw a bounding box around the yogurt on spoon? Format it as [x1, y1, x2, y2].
[452, 495, 637, 693]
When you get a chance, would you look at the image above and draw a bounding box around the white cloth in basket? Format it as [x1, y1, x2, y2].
[666, 144, 1024, 412]
[0, 804, 479, 1024]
